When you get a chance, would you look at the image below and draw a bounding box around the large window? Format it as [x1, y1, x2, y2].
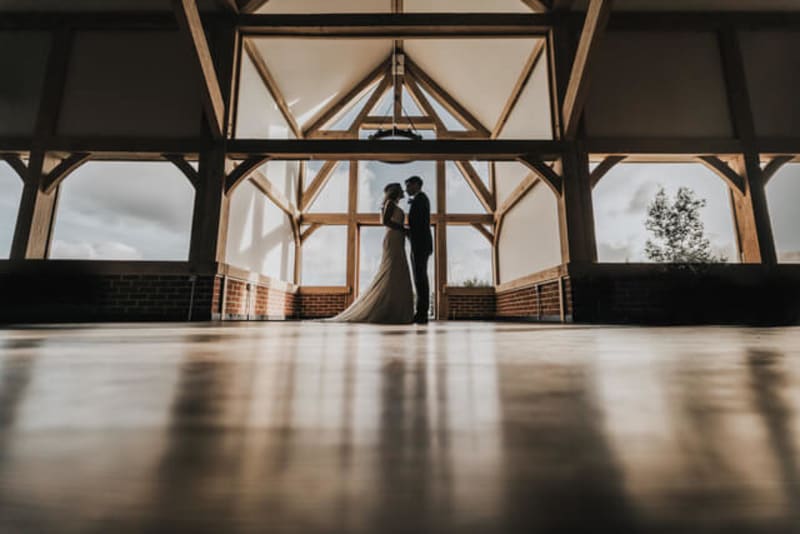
[765, 163, 800, 263]
[307, 161, 349, 213]
[593, 163, 738, 263]
[50, 162, 194, 260]
[447, 226, 492, 287]
[0, 161, 24, 258]
[358, 161, 437, 213]
[301, 225, 347, 286]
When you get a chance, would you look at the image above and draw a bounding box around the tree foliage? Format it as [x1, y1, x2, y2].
[644, 186, 725, 263]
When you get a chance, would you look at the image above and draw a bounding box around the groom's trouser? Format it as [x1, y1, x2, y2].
[411, 248, 431, 319]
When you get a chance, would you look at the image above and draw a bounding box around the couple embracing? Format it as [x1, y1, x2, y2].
[332, 176, 431, 325]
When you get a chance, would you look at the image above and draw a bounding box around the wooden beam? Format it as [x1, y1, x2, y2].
[404, 77, 448, 134]
[497, 172, 540, 218]
[243, 40, 302, 139]
[521, 0, 550, 11]
[518, 154, 562, 195]
[436, 159, 447, 319]
[0, 154, 28, 183]
[228, 139, 564, 161]
[239, 13, 554, 38]
[224, 155, 270, 193]
[164, 154, 200, 188]
[300, 213, 494, 225]
[454, 161, 495, 212]
[471, 223, 494, 243]
[585, 137, 743, 155]
[41, 152, 91, 194]
[561, 0, 613, 139]
[761, 155, 794, 186]
[360, 116, 436, 131]
[250, 169, 298, 219]
[300, 223, 321, 244]
[697, 155, 746, 194]
[589, 155, 625, 188]
[346, 160, 358, 304]
[350, 72, 394, 133]
[301, 160, 338, 211]
[551, 0, 575, 10]
[304, 59, 391, 136]
[173, 0, 226, 139]
[239, 0, 269, 13]
[493, 39, 546, 139]
[216, 0, 239, 12]
[406, 57, 491, 137]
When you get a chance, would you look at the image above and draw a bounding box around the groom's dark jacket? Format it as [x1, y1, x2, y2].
[408, 192, 433, 256]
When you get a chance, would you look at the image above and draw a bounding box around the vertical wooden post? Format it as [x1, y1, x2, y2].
[10, 29, 72, 259]
[557, 144, 597, 264]
[718, 28, 776, 265]
[345, 160, 358, 305]
[435, 160, 448, 320]
[188, 21, 240, 268]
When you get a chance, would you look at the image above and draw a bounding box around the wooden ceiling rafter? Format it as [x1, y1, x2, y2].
[243, 39, 303, 139]
[697, 155, 746, 194]
[492, 38, 547, 139]
[518, 154, 562, 195]
[224, 155, 271, 193]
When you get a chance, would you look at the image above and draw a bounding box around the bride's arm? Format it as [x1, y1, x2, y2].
[382, 202, 405, 231]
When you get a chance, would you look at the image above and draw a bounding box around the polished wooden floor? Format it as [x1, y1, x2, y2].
[1, 322, 799, 533]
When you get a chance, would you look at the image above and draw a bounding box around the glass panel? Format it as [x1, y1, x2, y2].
[401, 86, 424, 116]
[593, 163, 738, 263]
[765, 163, 800, 263]
[370, 87, 394, 116]
[446, 161, 486, 213]
[309, 162, 349, 213]
[50, 162, 194, 260]
[447, 226, 493, 287]
[418, 84, 468, 131]
[301, 225, 347, 285]
[358, 160, 437, 213]
[327, 82, 379, 131]
[0, 161, 24, 258]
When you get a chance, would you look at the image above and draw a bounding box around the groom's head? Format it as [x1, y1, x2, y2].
[405, 176, 423, 196]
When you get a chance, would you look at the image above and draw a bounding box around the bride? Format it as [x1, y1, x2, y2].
[330, 183, 414, 324]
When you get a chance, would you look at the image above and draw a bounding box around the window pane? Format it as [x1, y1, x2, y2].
[592, 163, 738, 263]
[765, 163, 800, 263]
[308, 161, 349, 213]
[358, 160, 437, 213]
[446, 161, 485, 213]
[0, 162, 24, 258]
[447, 226, 492, 286]
[50, 162, 194, 260]
[301, 225, 347, 285]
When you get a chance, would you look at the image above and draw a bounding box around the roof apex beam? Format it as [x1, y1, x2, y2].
[561, 0, 613, 139]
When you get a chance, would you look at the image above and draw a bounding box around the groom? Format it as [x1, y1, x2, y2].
[405, 176, 432, 324]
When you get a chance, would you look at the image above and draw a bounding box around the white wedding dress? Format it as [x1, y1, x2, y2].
[331, 203, 414, 324]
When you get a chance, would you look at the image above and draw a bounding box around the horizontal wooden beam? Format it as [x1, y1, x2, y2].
[300, 213, 494, 225]
[239, 13, 555, 38]
[228, 139, 564, 161]
[585, 137, 743, 155]
[697, 155, 746, 194]
[360, 116, 436, 131]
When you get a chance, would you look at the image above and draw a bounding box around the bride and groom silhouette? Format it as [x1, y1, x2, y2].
[331, 175, 432, 325]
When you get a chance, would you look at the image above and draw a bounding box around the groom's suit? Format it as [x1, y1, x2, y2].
[408, 192, 433, 321]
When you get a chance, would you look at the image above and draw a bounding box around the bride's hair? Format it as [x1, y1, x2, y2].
[383, 182, 403, 205]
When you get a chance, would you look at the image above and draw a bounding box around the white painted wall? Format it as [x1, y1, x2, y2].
[498, 45, 553, 140]
[57, 31, 202, 137]
[0, 31, 51, 135]
[740, 31, 800, 137]
[584, 31, 733, 137]
[225, 180, 296, 282]
[498, 184, 561, 283]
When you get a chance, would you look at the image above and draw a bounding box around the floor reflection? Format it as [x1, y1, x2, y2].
[0, 323, 799, 533]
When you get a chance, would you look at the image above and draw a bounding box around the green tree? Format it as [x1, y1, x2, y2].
[644, 186, 725, 263]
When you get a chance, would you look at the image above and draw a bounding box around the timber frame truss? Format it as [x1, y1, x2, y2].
[2, 1, 800, 319]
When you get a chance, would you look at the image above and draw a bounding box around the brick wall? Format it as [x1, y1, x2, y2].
[297, 289, 350, 319]
[215, 276, 297, 320]
[446, 287, 496, 319]
[496, 278, 570, 321]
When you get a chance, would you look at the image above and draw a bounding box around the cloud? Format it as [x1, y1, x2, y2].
[626, 181, 660, 214]
[597, 242, 636, 263]
[51, 240, 142, 260]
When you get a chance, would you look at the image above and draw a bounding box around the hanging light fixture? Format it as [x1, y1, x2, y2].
[368, 46, 422, 142]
